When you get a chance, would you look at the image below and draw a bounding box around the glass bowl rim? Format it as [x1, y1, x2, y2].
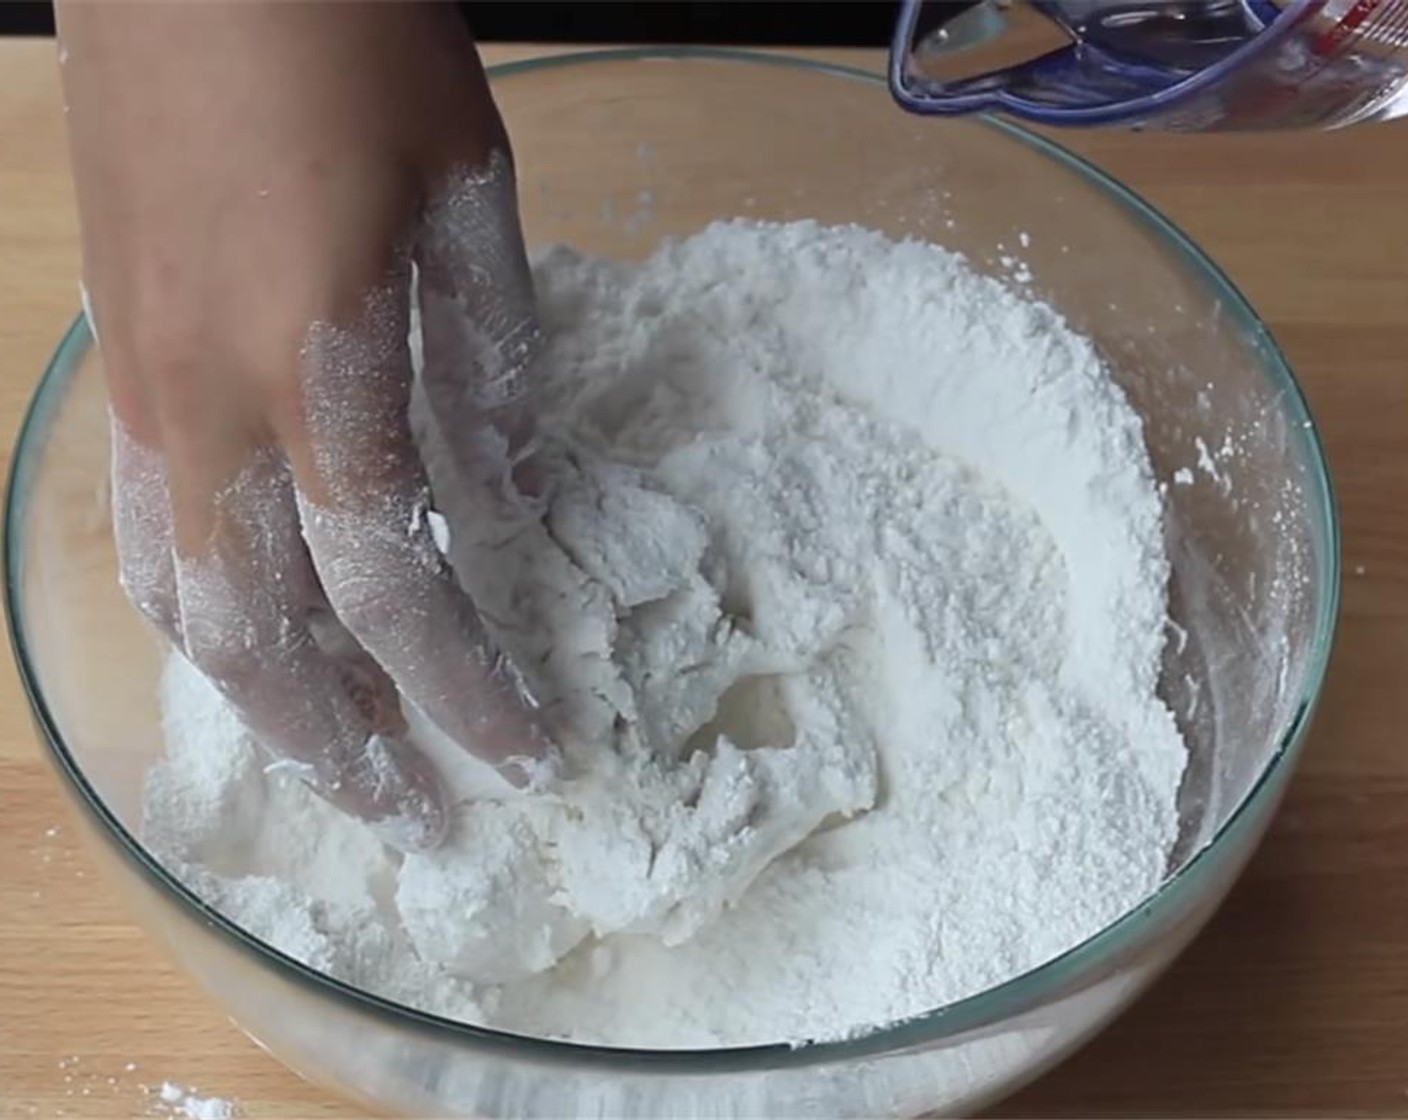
[4, 46, 1340, 1075]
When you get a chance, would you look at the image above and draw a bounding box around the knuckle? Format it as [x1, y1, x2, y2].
[303, 505, 437, 652]
[111, 314, 217, 439]
[102, 268, 324, 435]
[106, 283, 205, 392]
[177, 592, 299, 694]
[112, 500, 180, 638]
[325, 574, 406, 648]
[182, 625, 265, 693]
[117, 564, 180, 637]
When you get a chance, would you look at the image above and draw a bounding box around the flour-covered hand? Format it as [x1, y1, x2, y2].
[60, 2, 553, 850]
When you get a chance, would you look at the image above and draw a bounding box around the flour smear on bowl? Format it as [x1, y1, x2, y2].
[144, 220, 1186, 1048]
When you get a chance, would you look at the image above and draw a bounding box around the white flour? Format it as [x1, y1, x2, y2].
[156, 1082, 238, 1120]
[144, 219, 1186, 1048]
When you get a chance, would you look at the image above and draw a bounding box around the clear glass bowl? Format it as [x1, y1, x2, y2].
[4, 50, 1338, 1118]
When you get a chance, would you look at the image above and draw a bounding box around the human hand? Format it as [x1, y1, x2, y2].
[58, 2, 553, 850]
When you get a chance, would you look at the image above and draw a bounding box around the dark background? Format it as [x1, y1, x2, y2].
[0, 2, 900, 46]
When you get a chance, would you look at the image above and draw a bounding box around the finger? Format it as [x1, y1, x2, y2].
[293, 281, 557, 785]
[415, 151, 544, 499]
[110, 413, 181, 642]
[100, 280, 184, 641]
[167, 446, 449, 851]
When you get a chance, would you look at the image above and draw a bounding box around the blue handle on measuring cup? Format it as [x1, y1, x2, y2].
[888, 0, 1303, 128]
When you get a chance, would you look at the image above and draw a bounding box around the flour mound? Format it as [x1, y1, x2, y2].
[145, 219, 1185, 1048]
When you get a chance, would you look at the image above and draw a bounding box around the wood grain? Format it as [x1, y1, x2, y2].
[2, 39, 1406, 1119]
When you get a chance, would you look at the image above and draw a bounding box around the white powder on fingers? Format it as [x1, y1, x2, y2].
[144, 219, 1185, 1048]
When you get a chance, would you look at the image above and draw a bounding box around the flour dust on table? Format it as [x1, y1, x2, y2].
[144, 219, 1186, 1048]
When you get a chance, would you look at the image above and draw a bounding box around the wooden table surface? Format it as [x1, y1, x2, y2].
[2, 37, 1407, 1119]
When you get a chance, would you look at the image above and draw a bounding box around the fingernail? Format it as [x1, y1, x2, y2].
[497, 743, 563, 791]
